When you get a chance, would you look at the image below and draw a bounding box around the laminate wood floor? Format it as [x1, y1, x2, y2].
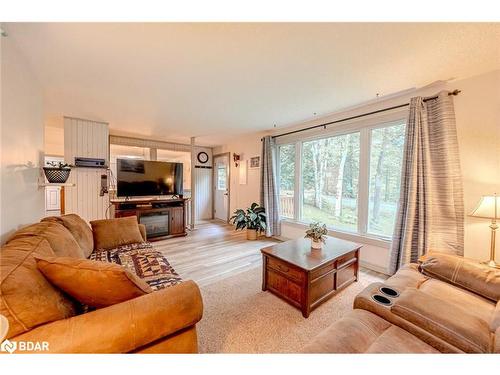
[155, 220, 387, 287]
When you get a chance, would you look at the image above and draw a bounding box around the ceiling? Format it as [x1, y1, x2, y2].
[5, 23, 500, 146]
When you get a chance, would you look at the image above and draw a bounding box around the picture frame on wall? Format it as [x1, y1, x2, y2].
[249, 156, 260, 169]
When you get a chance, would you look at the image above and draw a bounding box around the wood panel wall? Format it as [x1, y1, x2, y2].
[193, 146, 213, 222]
[64, 117, 109, 222]
[194, 167, 213, 221]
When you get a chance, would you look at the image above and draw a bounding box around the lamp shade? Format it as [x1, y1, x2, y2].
[469, 195, 500, 219]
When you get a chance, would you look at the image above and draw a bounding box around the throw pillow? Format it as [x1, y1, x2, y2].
[90, 216, 144, 250]
[35, 255, 152, 308]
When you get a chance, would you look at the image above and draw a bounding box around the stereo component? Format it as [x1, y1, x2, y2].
[74, 157, 107, 168]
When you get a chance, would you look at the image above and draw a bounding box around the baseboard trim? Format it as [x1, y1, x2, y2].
[360, 260, 390, 276]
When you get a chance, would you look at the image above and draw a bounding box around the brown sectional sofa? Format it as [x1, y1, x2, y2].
[0, 214, 203, 353]
[304, 254, 500, 353]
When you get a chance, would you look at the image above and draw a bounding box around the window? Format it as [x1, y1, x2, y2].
[217, 165, 227, 190]
[109, 144, 150, 184]
[278, 144, 295, 218]
[277, 119, 406, 239]
[368, 124, 406, 237]
[302, 133, 360, 232]
[157, 149, 191, 190]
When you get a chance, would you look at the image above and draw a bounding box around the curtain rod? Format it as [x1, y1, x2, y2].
[266, 89, 461, 140]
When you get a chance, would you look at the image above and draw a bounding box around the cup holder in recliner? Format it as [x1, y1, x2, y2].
[371, 294, 393, 306]
[379, 286, 400, 298]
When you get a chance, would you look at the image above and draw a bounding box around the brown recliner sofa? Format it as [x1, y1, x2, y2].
[0, 214, 203, 353]
[304, 252, 500, 353]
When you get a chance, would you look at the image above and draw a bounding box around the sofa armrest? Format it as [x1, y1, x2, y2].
[419, 252, 500, 302]
[138, 224, 147, 241]
[12, 280, 203, 353]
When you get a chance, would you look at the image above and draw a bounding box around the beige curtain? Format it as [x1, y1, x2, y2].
[389, 91, 464, 274]
[260, 136, 281, 237]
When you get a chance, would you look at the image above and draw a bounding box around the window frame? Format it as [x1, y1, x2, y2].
[276, 111, 407, 246]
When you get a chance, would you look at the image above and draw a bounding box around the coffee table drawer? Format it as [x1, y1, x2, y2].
[267, 257, 304, 282]
[311, 262, 336, 280]
[266, 269, 302, 304]
[336, 251, 356, 268]
[336, 261, 357, 289]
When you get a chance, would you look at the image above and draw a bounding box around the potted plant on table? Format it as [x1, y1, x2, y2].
[305, 222, 328, 250]
[230, 202, 267, 240]
[43, 161, 73, 183]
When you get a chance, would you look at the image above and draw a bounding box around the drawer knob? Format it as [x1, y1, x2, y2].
[278, 264, 289, 272]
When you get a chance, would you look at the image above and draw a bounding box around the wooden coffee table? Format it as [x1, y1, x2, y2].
[261, 236, 361, 318]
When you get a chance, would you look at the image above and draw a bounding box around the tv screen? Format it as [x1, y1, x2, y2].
[116, 159, 183, 197]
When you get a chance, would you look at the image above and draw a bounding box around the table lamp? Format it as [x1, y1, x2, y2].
[469, 194, 500, 268]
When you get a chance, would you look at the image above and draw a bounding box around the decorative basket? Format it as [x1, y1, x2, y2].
[43, 167, 71, 183]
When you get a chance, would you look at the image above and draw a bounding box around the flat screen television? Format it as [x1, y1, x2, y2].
[116, 159, 183, 197]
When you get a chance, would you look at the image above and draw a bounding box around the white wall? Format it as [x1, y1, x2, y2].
[454, 70, 500, 261]
[216, 70, 500, 274]
[213, 132, 266, 216]
[0, 38, 45, 243]
[44, 125, 64, 156]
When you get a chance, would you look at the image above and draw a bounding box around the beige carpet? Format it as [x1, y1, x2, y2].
[197, 266, 376, 353]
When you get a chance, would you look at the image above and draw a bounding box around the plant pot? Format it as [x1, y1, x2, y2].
[43, 167, 71, 183]
[246, 229, 258, 240]
[311, 239, 322, 250]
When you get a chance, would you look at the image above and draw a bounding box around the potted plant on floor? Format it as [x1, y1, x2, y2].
[230, 202, 267, 240]
[43, 161, 73, 183]
[305, 222, 328, 250]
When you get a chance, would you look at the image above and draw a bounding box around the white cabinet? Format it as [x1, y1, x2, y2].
[45, 186, 61, 211]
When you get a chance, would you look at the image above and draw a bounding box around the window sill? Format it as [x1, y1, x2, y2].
[280, 218, 392, 249]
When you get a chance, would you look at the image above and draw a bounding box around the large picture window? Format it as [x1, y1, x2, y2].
[302, 132, 360, 232]
[278, 144, 295, 218]
[368, 124, 406, 237]
[277, 119, 406, 239]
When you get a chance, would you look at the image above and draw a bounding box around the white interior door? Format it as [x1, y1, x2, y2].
[45, 186, 61, 211]
[214, 154, 229, 221]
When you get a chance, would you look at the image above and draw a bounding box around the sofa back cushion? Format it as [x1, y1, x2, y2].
[0, 237, 77, 338]
[42, 214, 94, 258]
[8, 221, 85, 258]
[35, 255, 152, 308]
[419, 252, 500, 302]
[90, 216, 144, 250]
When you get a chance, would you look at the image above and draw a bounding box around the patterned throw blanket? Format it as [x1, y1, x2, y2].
[90, 242, 182, 291]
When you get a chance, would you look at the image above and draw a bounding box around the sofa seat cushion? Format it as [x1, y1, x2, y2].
[42, 214, 94, 258]
[7, 221, 85, 258]
[419, 252, 500, 302]
[35, 256, 152, 308]
[302, 309, 438, 353]
[418, 278, 495, 325]
[90, 242, 182, 290]
[0, 237, 77, 338]
[90, 216, 144, 251]
[391, 288, 492, 353]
